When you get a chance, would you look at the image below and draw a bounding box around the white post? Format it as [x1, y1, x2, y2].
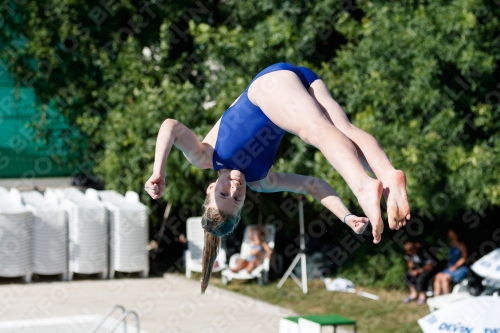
[277, 196, 308, 294]
[298, 198, 308, 294]
[301, 252, 308, 294]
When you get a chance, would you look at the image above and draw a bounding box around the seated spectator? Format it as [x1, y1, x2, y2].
[433, 228, 468, 296]
[231, 226, 272, 274]
[403, 241, 437, 305]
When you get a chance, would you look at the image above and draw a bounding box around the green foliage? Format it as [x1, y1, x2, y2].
[328, 0, 500, 215]
[339, 250, 407, 289]
[95, 37, 211, 203]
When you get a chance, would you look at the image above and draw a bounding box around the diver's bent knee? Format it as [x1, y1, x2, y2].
[298, 130, 311, 145]
[298, 127, 320, 146]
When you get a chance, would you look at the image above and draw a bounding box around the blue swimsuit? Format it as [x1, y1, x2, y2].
[212, 63, 320, 182]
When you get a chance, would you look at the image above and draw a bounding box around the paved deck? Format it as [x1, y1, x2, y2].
[0, 274, 296, 333]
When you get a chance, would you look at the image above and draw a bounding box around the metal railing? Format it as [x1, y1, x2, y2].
[87, 304, 140, 333]
[105, 310, 140, 333]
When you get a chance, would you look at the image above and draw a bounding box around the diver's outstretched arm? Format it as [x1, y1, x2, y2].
[145, 119, 212, 199]
[248, 172, 369, 235]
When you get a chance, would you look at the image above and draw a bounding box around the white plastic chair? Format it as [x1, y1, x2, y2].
[185, 217, 227, 278]
[221, 224, 275, 285]
[86, 189, 149, 279]
[20, 190, 68, 280]
[48, 187, 108, 280]
[0, 187, 32, 283]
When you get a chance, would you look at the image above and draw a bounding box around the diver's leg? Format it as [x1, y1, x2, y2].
[307, 79, 410, 229]
[248, 70, 383, 243]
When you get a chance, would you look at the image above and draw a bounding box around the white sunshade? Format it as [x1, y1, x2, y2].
[418, 296, 500, 332]
[471, 248, 500, 281]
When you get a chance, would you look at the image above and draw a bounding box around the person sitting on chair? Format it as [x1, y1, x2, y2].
[403, 241, 437, 305]
[231, 227, 273, 274]
[433, 228, 469, 296]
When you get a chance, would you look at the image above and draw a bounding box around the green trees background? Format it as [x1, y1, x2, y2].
[1, 0, 500, 285]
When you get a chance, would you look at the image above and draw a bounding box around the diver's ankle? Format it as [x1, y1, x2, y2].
[379, 169, 398, 187]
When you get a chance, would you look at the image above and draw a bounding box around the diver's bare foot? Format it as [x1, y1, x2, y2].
[383, 170, 411, 230]
[354, 178, 384, 244]
[345, 215, 370, 234]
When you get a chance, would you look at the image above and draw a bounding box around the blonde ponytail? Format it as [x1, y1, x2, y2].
[201, 230, 220, 294]
[199, 192, 241, 293]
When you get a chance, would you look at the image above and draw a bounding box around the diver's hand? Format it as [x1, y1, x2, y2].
[345, 215, 370, 235]
[145, 173, 165, 199]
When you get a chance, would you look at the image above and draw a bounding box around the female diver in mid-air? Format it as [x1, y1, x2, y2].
[144, 63, 411, 293]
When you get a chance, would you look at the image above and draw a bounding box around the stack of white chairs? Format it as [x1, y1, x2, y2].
[86, 189, 149, 279]
[185, 216, 227, 278]
[47, 187, 108, 280]
[0, 187, 32, 282]
[20, 190, 68, 280]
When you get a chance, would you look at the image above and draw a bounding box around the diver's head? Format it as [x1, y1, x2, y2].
[200, 169, 245, 294]
[204, 169, 246, 221]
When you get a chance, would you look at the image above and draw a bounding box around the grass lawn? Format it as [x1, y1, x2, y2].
[206, 275, 429, 333]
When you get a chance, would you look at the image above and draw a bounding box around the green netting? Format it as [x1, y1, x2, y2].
[0, 66, 85, 178]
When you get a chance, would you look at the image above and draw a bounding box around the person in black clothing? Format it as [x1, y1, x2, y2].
[403, 241, 437, 305]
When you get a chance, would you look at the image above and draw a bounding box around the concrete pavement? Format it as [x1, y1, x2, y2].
[0, 273, 296, 333]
